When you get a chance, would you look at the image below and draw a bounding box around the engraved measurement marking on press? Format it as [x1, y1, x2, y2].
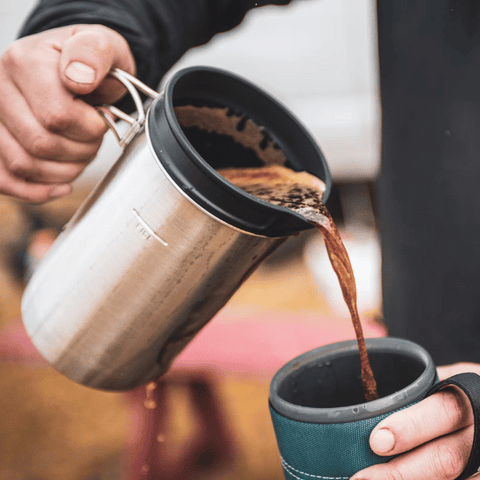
[133, 209, 168, 246]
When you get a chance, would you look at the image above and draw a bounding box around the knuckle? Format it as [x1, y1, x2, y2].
[94, 34, 112, 56]
[1, 42, 22, 69]
[384, 466, 407, 480]
[7, 157, 30, 177]
[40, 104, 72, 132]
[401, 408, 427, 440]
[432, 444, 465, 479]
[80, 29, 113, 57]
[26, 132, 56, 159]
[439, 390, 467, 426]
[79, 144, 101, 163]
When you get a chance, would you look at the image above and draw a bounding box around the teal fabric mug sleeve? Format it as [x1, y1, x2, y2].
[268, 339, 437, 480]
[269, 405, 394, 480]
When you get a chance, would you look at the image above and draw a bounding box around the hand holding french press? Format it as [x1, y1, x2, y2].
[0, 24, 135, 202]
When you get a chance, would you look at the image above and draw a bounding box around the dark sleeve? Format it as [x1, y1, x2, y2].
[19, 0, 292, 90]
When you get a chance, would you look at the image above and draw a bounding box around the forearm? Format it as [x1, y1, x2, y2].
[19, 0, 292, 89]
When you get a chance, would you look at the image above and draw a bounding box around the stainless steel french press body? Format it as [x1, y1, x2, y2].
[21, 67, 331, 390]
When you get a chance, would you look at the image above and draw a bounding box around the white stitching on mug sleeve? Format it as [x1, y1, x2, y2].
[280, 457, 350, 480]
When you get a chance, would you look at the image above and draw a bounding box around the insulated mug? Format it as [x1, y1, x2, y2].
[21, 67, 331, 391]
[269, 337, 437, 480]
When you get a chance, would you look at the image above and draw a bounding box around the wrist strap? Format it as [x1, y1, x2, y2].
[426, 373, 480, 480]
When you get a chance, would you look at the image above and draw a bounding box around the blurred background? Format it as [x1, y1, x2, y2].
[0, 0, 385, 478]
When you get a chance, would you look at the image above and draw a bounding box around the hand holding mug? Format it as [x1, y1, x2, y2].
[352, 363, 480, 480]
[269, 339, 480, 480]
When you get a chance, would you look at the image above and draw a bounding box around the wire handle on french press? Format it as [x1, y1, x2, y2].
[96, 69, 159, 148]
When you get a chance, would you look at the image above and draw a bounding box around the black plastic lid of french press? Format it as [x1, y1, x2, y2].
[148, 66, 332, 237]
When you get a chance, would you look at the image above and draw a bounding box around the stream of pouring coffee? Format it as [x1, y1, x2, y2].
[219, 165, 379, 402]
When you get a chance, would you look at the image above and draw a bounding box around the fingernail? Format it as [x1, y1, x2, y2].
[371, 428, 396, 454]
[49, 184, 71, 199]
[65, 62, 96, 84]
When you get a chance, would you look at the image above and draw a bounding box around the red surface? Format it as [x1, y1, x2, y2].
[0, 313, 385, 374]
[173, 311, 386, 375]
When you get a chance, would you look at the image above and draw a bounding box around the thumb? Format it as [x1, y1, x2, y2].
[59, 25, 135, 102]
